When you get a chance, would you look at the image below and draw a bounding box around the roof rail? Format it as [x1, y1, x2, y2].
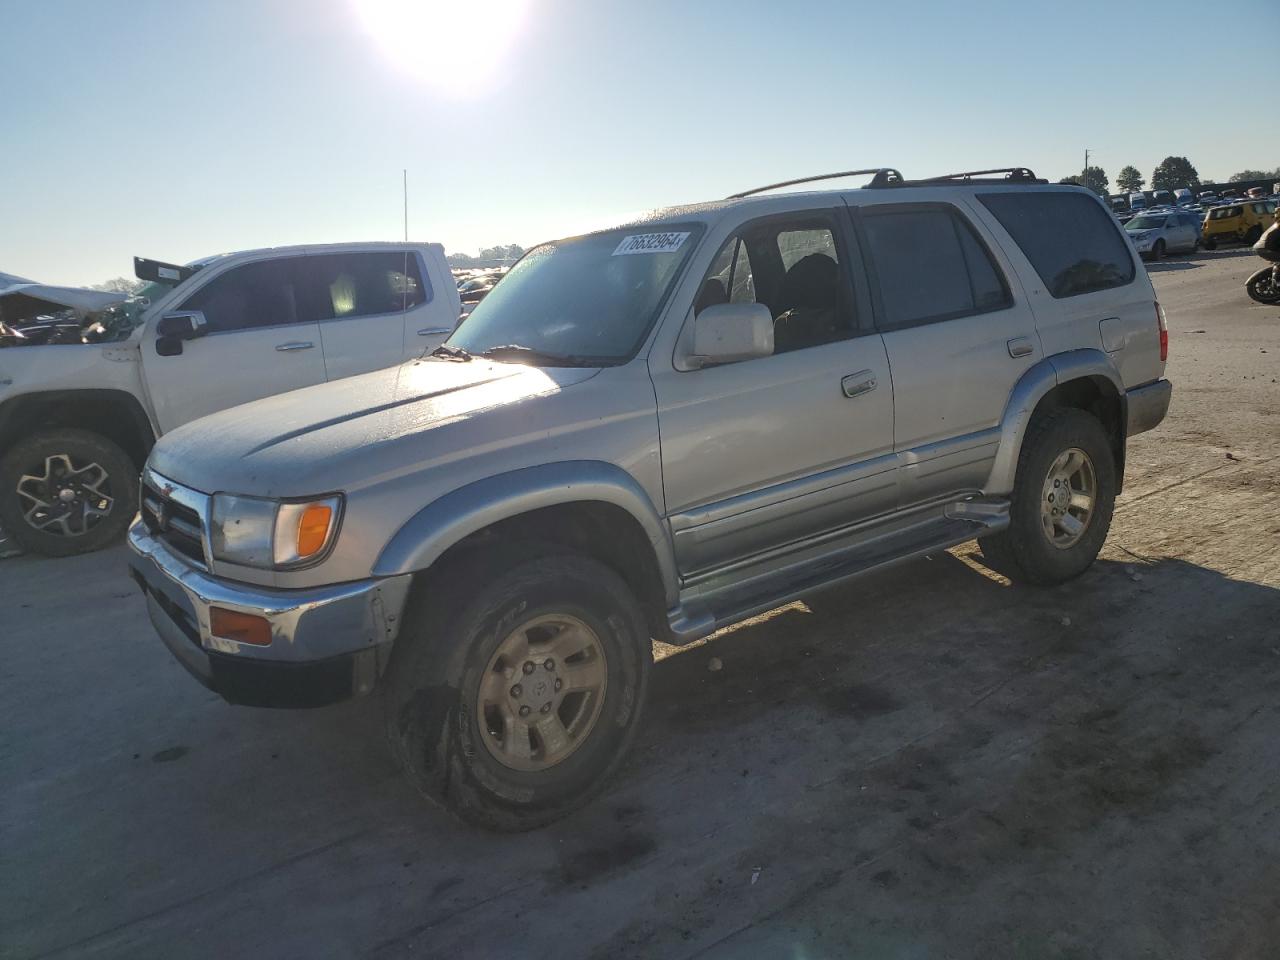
[902, 167, 1045, 186]
[726, 168, 904, 199]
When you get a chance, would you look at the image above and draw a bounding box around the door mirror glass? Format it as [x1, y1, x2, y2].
[691, 303, 774, 366]
[156, 310, 208, 341]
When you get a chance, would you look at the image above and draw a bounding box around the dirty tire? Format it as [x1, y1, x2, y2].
[383, 552, 651, 831]
[980, 409, 1116, 586]
[1246, 266, 1280, 305]
[0, 429, 138, 557]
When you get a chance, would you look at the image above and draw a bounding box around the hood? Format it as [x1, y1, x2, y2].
[150, 357, 600, 496]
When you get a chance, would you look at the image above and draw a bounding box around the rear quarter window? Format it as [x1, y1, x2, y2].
[979, 192, 1135, 299]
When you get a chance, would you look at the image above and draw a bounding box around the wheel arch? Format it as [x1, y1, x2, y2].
[0, 389, 156, 469]
[986, 350, 1127, 496]
[373, 461, 679, 638]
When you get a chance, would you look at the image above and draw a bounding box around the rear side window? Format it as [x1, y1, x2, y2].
[980, 192, 1135, 299]
[180, 258, 302, 333]
[861, 205, 1012, 329]
[302, 252, 430, 322]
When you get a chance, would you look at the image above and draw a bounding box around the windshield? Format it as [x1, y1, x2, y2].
[447, 224, 702, 366]
[1127, 216, 1167, 230]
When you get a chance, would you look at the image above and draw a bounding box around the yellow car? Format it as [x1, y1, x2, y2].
[1203, 200, 1277, 248]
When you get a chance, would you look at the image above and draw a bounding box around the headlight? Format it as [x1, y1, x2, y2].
[210, 493, 343, 569]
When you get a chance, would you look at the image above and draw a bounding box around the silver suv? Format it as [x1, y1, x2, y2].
[128, 167, 1172, 830]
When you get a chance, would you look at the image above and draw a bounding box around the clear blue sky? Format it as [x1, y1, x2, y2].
[4, 0, 1277, 285]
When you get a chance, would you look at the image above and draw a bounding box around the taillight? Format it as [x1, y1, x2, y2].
[1155, 301, 1168, 362]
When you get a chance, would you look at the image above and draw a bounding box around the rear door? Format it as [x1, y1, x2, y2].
[850, 199, 1040, 507]
[304, 250, 444, 381]
[141, 256, 327, 433]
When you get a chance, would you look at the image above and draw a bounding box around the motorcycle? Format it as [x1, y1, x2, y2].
[1246, 217, 1280, 305]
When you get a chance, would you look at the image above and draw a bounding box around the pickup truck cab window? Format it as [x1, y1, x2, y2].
[180, 258, 305, 333]
[303, 251, 430, 320]
[448, 224, 702, 366]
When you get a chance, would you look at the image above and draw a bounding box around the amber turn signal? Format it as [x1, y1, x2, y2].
[210, 607, 272, 646]
[296, 503, 334, 558]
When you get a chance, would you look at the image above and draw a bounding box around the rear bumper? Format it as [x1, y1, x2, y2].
[128, 520, 412, 708]
[1126, 379, 1172, 437]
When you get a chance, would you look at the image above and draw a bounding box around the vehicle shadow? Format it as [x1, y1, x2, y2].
[1146, 260, 1199, 272]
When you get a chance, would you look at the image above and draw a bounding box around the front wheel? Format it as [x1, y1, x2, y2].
[1204, 237, 1218, 250]
[1150, 239, 1166, 260]
[383, 552, 651, 831]
[0, 429, 139, 557]
[1246, 266, 1280, 304]
[980, 409, 1116, 586]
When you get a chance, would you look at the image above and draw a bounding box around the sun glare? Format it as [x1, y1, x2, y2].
[352, 0, 530, 95]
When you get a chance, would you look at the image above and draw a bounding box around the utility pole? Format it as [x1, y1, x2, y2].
[1083, 148, 1090, 191]
[402, 169, 409, 242]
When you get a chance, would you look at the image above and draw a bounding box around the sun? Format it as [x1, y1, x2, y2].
[352, 0, 530, 95]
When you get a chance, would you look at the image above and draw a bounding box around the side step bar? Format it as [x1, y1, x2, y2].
[665, 500, 1008, 645]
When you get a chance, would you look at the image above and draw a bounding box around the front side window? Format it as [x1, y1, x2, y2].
[980, 191, 1135, 299]
[693, 213, 855, 356]
[861, 205, 1012, 328]
[180, 258, 302, 333]
[1127, 216, 1168, 230]
[448, 224, 702, 365]
[303, 252, 429, 322]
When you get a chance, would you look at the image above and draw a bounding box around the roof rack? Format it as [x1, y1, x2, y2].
[897, 167, 1045, 186]
[726, 168, 904, 199]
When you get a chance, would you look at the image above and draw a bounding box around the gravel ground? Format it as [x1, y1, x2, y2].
[3, 248, 1278, 960]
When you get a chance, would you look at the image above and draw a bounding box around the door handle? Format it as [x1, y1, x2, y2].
[1007, 337, 1033, 358]
[417, 327, 453, 336]
[841, 370, 877, 398]
[275, 341, 314, 352]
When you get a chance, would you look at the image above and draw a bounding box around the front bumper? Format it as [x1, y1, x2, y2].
[128, 520, 412, 708]
[1126, 379, 1172, 437]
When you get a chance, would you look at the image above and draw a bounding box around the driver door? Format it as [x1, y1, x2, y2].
[140, 256, 327, 433]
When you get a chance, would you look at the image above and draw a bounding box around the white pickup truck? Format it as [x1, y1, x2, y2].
[0, 242, 459, 556]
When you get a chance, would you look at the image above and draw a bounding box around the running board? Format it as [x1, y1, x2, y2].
[665, 500, 1008, 645]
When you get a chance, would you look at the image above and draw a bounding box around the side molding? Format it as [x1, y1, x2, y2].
[984, 349, 1125, 495]
[372, 460, 680, 603]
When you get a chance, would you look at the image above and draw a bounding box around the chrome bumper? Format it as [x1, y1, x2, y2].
[128, 520, 412, 706]
[1126, 379, 1172, 436]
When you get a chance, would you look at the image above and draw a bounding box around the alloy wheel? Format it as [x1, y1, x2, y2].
[15, 454, 114, 538]
[1040, 447, 1096, 549]
[476, 613, 608, 772]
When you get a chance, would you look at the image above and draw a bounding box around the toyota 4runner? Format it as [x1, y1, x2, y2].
[128, 168, 1172, 830]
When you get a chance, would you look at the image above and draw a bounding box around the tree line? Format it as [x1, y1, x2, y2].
[447, 244, 525, 268]
[1058, 158, 1278, 197]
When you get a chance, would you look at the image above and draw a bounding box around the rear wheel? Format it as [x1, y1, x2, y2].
[0, 429, 138, 557]
[1244, 225, 1264, 245]
[981, 409, 1116, 586]
[383, 551, 651, 831]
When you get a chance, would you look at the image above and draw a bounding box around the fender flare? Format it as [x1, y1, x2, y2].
[372, 460, 680, 603]
[984, 348, 1126, 495]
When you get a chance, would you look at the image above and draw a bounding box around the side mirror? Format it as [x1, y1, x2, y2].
[155, 311, 208, 341]
[690, 303, 774, 366]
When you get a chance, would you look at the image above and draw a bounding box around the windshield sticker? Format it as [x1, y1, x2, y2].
[612, 232, 690, 256]
[157, 266, 182, 281]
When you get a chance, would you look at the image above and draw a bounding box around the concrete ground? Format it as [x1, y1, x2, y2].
[4, 248, 1279, 960]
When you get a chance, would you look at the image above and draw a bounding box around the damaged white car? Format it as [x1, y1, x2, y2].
[0, 243, 460, 556]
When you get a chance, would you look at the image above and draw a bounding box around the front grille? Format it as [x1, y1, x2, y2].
[142, 478, 207, 567]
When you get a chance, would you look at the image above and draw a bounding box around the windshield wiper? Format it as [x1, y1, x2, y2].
[479, 344, 603, 367]
[431, 343, 473, 361]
